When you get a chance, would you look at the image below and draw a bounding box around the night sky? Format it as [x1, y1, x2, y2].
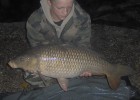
[0, 0, 139, 26]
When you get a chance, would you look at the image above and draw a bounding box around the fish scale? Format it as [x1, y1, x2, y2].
[8, 44, 134, 91]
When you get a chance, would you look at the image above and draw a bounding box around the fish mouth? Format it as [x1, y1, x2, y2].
[8, 61, 17, 68]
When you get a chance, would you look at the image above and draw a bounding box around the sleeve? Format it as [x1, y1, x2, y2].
[26, 21, 49, 47]
[74, 14, 92, 49]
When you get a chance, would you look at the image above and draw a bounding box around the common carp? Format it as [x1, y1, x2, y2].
[8, 44, 134, 91]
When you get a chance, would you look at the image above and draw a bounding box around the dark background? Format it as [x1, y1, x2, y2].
[0, 0, 140, 29]
[0, 0, 39, 22]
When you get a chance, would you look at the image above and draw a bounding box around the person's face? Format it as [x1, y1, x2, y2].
[48, 0, 73, 21]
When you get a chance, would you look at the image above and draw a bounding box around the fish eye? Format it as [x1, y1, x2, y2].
[19, 56, 30, 61]
[19, 57, 24, 61]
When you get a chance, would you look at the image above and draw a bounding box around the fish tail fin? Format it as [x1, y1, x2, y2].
[114, 64, 135, 76]
[106, 64, 134, 90]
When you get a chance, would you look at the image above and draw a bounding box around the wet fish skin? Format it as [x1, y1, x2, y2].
[8, 44, 134, 91]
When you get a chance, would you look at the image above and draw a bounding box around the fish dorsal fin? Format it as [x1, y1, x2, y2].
[107, 75, 121, 90]
[57, 78, 68, 91]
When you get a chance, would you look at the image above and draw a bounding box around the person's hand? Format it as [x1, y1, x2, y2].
[80, 71, 92, 77]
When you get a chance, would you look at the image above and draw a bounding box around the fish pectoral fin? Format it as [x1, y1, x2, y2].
[107, 75, 121, 90]
[37, 71, 48, 86]
[57, 78, 68, 91]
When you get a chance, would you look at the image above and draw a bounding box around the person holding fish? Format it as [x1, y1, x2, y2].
[2, 0, 133, 99]
[25, 0, 92, 88]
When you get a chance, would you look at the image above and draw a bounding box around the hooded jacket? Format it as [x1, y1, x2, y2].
[26, 0, 91, 48]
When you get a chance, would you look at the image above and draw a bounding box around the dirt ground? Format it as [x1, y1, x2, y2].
[0, 22, 140, 99]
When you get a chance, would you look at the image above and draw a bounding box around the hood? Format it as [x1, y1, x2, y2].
[40, 0, 74, 27]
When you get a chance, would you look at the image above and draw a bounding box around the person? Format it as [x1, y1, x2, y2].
[25, 0, 91, 87]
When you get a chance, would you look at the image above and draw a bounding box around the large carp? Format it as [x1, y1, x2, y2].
[8, 44, 134, 91]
